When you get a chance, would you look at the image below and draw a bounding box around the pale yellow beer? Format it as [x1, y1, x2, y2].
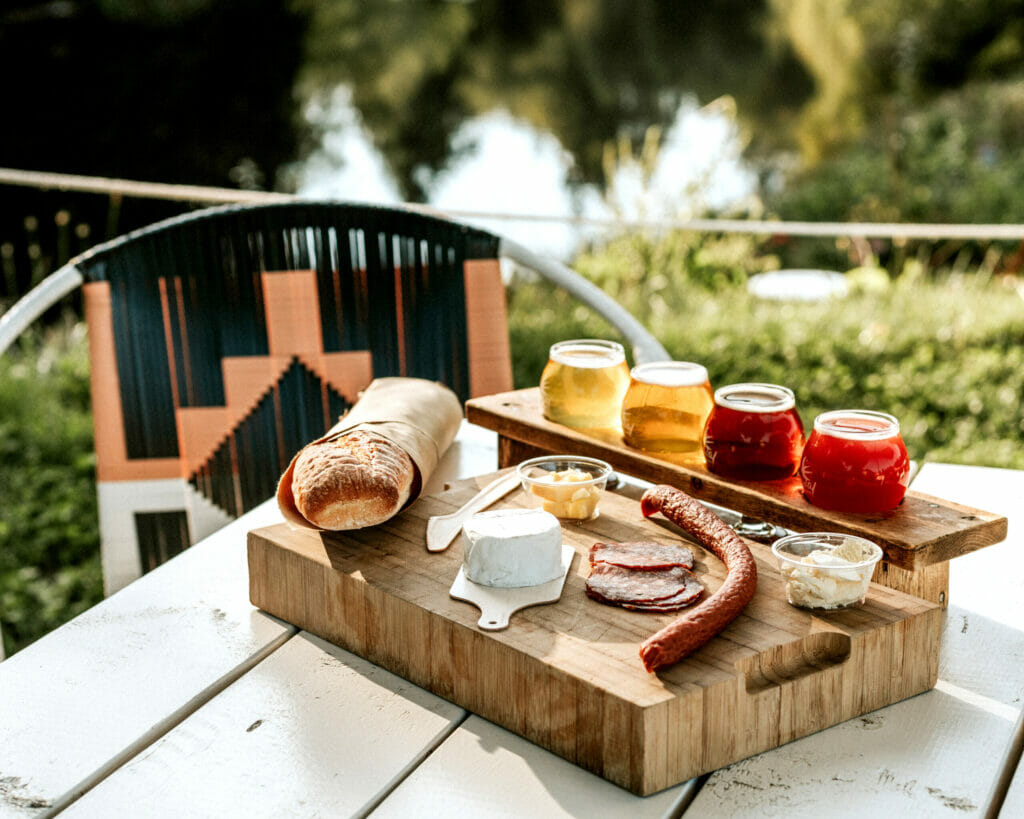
[621, 361, 714, 452]
[539, 339, 630, 429]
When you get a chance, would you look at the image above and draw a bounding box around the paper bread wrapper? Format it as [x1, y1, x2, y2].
[277, 377, 463, 530]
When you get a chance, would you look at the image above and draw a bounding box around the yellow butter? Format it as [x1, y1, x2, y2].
[530, 468, 600, 519]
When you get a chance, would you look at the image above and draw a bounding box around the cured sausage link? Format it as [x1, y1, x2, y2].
[638, 485, 758, 672]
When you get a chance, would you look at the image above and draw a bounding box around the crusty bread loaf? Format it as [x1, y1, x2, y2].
[290, 430, 416, 530]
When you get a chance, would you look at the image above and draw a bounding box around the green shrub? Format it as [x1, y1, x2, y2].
[0, 314, 102, 655]
[509, 231, 1024, 470]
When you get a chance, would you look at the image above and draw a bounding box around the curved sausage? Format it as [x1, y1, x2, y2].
[638, 485, 758, 672]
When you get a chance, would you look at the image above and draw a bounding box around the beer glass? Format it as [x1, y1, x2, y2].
[621, 361, 713, 452]
[799, 410, 910, 513]
[702, 383, 804, 480]
[539, 339, 630, 429]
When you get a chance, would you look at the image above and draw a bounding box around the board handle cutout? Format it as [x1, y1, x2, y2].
[739, 630, 852, 694]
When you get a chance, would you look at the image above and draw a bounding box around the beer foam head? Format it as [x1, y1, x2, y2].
[550, 339, 625, 368]
[814, 409, 900, 440]
[715, 383, 795, 413]
[631, 361, 709, 387]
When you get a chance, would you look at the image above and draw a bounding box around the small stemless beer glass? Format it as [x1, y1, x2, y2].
[798, 410, 910, 514]
[539, 339, 631, 429]
[621, 361, 714, 453]
[702, 383, 804, 481]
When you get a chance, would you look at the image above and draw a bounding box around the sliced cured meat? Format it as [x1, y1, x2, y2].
[589, 540, 695, 571]
[587, 567, 703, 610]
[585, 563, 693, 604]
[585, 538, 706, 615]
[618, 573, 704, 612]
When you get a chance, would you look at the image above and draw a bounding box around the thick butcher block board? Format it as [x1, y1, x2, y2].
[466, 388, 1007, 573]
[248, 474, 942, 796]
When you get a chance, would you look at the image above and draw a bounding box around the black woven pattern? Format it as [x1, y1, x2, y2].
[188, 357, 353, 517]
[77, 202, 501, 470]
[134, 510, 190, 574]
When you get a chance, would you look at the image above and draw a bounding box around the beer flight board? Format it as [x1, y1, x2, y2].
[465, 388, 1008, 605]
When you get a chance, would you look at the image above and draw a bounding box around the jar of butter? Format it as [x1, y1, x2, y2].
[516, 455, 613, 521]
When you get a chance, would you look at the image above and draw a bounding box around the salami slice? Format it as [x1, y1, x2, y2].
[617, 573, 704, 612]
[585, 563, 692, 604]
[590, 540, 694, 571]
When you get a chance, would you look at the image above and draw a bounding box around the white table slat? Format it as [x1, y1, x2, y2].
[60, 633, 466, 818]
[1000, 726, 1024, 818]
[683, 462, 1024, 818]
[373, 714, 694, 818]
[5, 420, 1021, 818]
[0, 502, 289, 818]
[915, 463, 1024, 815]
[910, 463, 1023, 630]
[683, 621, 1020, 818]
[0, 421, 497, 818]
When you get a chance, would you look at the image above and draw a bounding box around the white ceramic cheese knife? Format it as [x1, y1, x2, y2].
[425, 471, 522, 552]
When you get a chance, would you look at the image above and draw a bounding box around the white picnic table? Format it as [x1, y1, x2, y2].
[1, 421, 1021, 818]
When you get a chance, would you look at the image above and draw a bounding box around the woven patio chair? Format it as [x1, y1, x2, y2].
[0, 200, 668, 598]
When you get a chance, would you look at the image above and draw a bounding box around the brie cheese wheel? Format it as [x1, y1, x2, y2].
[462, 508, 563, 588]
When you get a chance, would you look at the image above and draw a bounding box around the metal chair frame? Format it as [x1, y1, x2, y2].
[0, 200, 668, 608]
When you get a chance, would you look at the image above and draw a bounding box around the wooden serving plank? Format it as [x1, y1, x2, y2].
[248, 473, 942, 796]
[465, 388, 1007, 576]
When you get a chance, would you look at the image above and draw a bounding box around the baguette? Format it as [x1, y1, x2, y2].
[290, 430, 416, 530]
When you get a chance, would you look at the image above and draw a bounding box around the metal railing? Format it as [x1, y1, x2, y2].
[3, 166, 1024, 239]
[2, 166, 1022, 304]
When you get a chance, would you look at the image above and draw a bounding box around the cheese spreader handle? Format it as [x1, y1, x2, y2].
[425, 471, 522, 552]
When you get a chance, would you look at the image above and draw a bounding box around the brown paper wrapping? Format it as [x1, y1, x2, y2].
[276, 377, 463, 530]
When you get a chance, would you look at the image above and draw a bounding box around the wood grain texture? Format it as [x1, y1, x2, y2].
[466, 388, 1007, 573]
[248, 474, 942, 795]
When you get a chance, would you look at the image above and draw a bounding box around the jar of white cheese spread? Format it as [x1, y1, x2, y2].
[771, 532, 883, 609]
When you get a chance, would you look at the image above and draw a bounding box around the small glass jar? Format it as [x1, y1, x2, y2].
[516, 454, 613, 521]
[621, 361, 714, 453]
[798, 410, 910, 514]
[772, 532, 883, 609]
[702, 383, 804, 480]
[539, 339, 631, 429]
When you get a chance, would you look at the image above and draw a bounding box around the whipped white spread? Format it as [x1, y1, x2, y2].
[780, 541, 875, 609]
[462, 508, 563, 588]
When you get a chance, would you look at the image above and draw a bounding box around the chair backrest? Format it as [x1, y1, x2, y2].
[73, 202, 513, 591]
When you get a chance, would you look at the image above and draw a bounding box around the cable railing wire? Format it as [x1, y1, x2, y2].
[2, 167, 1024, 242]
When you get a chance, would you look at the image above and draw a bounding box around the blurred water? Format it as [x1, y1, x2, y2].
[293, 88, 757, 259]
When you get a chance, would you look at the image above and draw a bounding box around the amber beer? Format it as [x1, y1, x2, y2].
[621, 361, 714, 452]
[539, 339, 630, 429]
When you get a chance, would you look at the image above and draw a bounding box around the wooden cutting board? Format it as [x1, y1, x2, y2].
[248, 473, 942, 796]
[465, 388, 1008, 605]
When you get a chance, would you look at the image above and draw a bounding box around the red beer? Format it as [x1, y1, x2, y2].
[702, 383, 804, 480]
[798, 410, 910, 514]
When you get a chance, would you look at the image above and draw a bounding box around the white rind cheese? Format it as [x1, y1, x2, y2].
[462, 508, 563, 588]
